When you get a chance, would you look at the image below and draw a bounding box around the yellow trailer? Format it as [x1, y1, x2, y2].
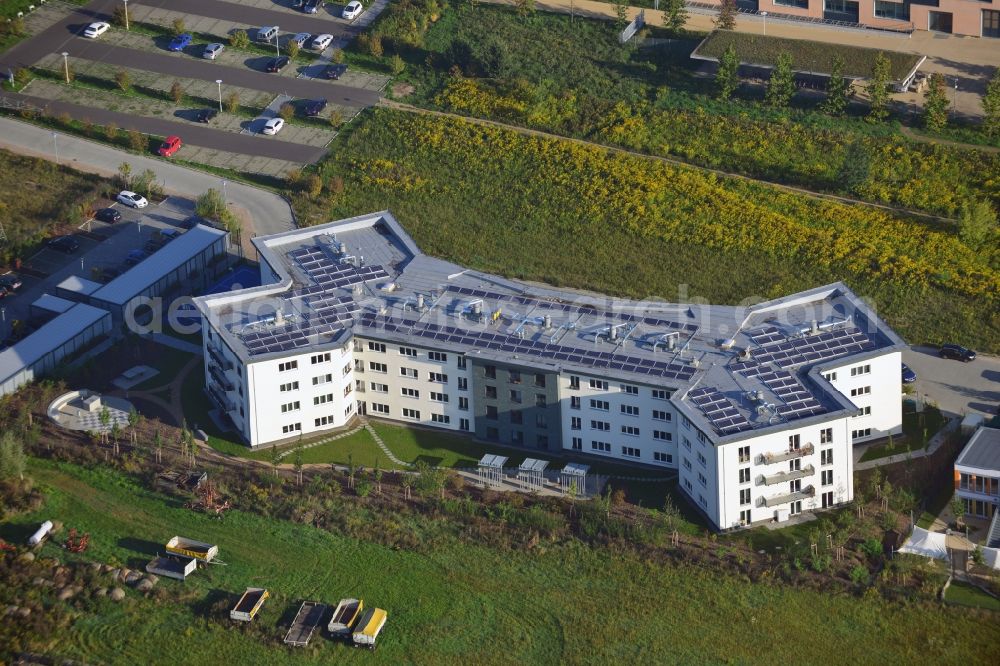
[165, 536, 218, 563]
[351, 607, 387, 649]
[230, 588, 269, 622]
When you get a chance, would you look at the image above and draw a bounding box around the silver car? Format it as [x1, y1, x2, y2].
[290, 32, 311, 49]
[203, 43, 225, 60]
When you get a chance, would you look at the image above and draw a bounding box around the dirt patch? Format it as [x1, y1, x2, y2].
[391, 82, 415, 99]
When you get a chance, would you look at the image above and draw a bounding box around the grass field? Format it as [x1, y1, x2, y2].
[859, 408, 946, 463]
[2, 459, 998, 664]
[944, 581, 1000, 612]
[695, 31, 921, 79]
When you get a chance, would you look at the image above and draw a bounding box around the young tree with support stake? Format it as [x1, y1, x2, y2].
[984, 67, 1000, 138]
[715, 45, 739, 101]
[821, 55, 848, 116]
[866, 52, 891, 123]
[922, 72, 949, 132]
[715, 0, 737, 30]
[765, 52, 795, 109]
[662, 0, 688, 34]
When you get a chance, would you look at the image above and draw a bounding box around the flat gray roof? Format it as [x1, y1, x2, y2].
[31, 293, 76, 314]
[91, 224, 226, 306]
[0, 303, 111, 383]
[956, 427, 1000, 473]
[197, 212, 906, 442]
[57, 275, 102, 296]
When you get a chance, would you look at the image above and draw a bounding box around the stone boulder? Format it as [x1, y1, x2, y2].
[109, 587, 126, 602]
[135, 578, 154, 593]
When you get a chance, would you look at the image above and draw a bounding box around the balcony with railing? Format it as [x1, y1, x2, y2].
[759, 465, 814, 487]
[207, 344, 233, 371]
[208, 362, 234, 392]
[208, 383, 235, 413]
[760, 485, 815, 508]
[758, 444, 814, 466]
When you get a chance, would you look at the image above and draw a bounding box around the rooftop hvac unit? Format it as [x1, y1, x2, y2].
[720, 338, 736, 351]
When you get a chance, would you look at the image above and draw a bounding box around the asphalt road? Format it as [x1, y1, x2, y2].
[10, 93, 327, 162]
[902, 346, 1000, 418]
[130, 0, 357, 38]
[0, 116, 297, 237]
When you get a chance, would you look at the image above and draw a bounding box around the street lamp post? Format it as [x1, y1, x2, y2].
[222, 179, 228, 202]
[216, 79, 223, 111]
[274, 27, 280, 57]
[761, 12, 768, 36]
[123, 0, 129, 30]
[52, 132, 59, 165]
[61, 51, 69, 83]
[952, 77, 959, 118]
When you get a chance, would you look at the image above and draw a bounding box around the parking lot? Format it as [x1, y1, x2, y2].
[1, 0, 389, 174]
[0, 196, 199, 345]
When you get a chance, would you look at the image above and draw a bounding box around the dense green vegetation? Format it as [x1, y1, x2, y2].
[945, 581, 1000, 612]
[3, 459, 998, 664]
[378, 5, 1000, 218]
[294, 107, 999, 352]
[696, 31, 920, 79]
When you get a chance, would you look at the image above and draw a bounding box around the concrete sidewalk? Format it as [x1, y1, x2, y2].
[0, 117, 296, 237]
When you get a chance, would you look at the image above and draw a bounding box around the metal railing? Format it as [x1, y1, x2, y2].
[758, 443, 814, 465]
[207, 344, 233, 371]
[759, 464, 814, 486]
[761, 484, 815, 508]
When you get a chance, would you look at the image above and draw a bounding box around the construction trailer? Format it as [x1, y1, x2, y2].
[327, 598, 363, 638]
[165, 536, 219, 563]
[283, 601, 328, 647]
[231, 588, 269, 622]
[351, 607, 387, 649]
[146, 555, 197, 581]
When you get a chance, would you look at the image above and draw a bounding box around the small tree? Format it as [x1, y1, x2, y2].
[950, 494, 965, 528]
[293, 445, 303, 486]
[127, 129, 146, 152]
[278, 102, 296, 121]
[270, 444, 280, 477]
[765, 52, 795, 109]
[331, 48, 345, 64]
[153, 429, 162, 463]
[389, 54, 405, 76]
[288, 41, 301, 60]
[224, 91, 240, 113]
[663, 0, 688, 34]
[866, 52, 891, 123]
[171, 18, 186, 37]
[306, 174, 322, 198]
[821, 55, 849, 116]
[169, 80, 184, 104]
[114, 69, 131, 92]
[958, 199, 997, 251]
[328, 109, 343, 128]
[715, 0, 737, 30]
[195, 188, 235, 229]
[613, 0, 629, 31]
[715, 45, 739, 101]
[127, 407, 140, 446]
[229, 29, 249, 49]
[515, 0, 535, 17]
[0, 432, 26, 481]
[984, 67, 1000, 138]
[368, 34, 384, 58]
[112, 4, 129, 27]
[105, 123, 120, 141]
[922, 72, 949, 132]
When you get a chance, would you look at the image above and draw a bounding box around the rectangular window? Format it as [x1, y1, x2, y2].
[740, 488, 751, 505]
[459, 418, 470, 431]
[571, 396, 581, 410]
[367, 341, 386, 353]
[571, 417, 582, 430]
[282, 422, 301, 434]
[458, 377, 468, 391]
[485, 365, 496, 379]
[485, 385, 497, 399]
[371, 402, 390, 414]
[774, 0, 808, 8]
[428, 372, 448, 383]
[653, 452, 672, 463]
[278, 360, 298, 372]
[822, 470, 833, 486]
[486, 426, 499, 441]
[534, 374, 546, 388]
[314, 415, 335, 427]
[682, 437, 692, 451]
[985, 9, 1000, 39]
[509, 370, 522, 385]
[458, 397, 469, 411]
[310, 352, 331, 365]
[850, 364, 871, 377]
[621, 446, 641, 458]
[789, 434, 800, 449]
[569, 376, 580, 390]
[739, 509, 752, 526]
[591, 440, 611, 452]
[850, 386, 871, 397]
[371, 383, 388, 393]
[535, 413, 547, 429]
[572, 437, 583, 450]
[428, 351, 448, 362]
[684, 479, 692, 492]
[682, 416, 692, 430]
[591, 420, 610, 431]
[430, 391, 448, 403]
[874, 0, 909, 21]
[486, 405, 498, 420]
[652, 409, 672, 422]
[697, 452, 706, 467]
[620, 404, 639, 417]
[457, 357, 467, 370]
[313, 394, 334, 405]
[354, 358, 365, 372]
[821, 449, 833, 466]
[402, 408, 420, 420]
[431, 413, 450, 424]
[653, 430, 672, 441]
[344, 403, 353, 417]
[536, 434, 548, 449]
[510, 430, 524, 445]
[369, 361, 387, 373]
[280, 401, 300, 413]
[400, 367, 418, 379]
[823, 371, 838, 382]
[399, 346, 417, 357]
[739, 467, 750, 484]
[590, 399, 609, 411]
[738, 445, 750, 464]
[401, 387, 419, 398]
[589, 379, 608, 391]
[535, 394, 547, 407]
[509, 389, 522, 404]
[312, 374, 332, 386]
[621, 384, 638, 395]
[279, 381, 299, 392]
[652, 389, 671, 401]
[621, 425, 640, 437]
[511, 409, 523, 425]
[856, 406, 872, 416]
[342, 362, 351, 377]
[852, 428, 872, 439]
[820, 427, 833, 444]
[698, 473, 707, 487]
[683, 457, 692, 471]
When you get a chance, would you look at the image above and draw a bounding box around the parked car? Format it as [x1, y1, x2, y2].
[342, 1, 363, 20]
[265, 55, 290, 73]
[195, 108, 219, 124]
[304, 98, 327, 117]
[101, 266, 123, 281]
[95, 208, 122, 224]
[323, 63, 347, 80]
[304, 0, 325, 13]
[125, 249, 149, 267]
[256, 26, 279, 43]
[939, 343, 976, 362]
[181, 215, 205, 229]
[311, 33, 334, 50]
[157, 135, 183, 157]
[47, 236, 80, 254]
[203, 42, 225, 60]
[160, 229, 180, 242]
[901, 363, 916, 383]
[117, 191, 148, 209]
[291, 0, 306, 8]
[83, 22, 110, 39]
[0, 274, 23, 292]
[262, 117, 285, 135]
[168, 33, 193, 52]
[290, 32, 311, 49]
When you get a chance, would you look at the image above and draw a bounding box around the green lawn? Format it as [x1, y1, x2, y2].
[944, 581, 1000, 612]
[695, 31, 921, 79]
[860, 408, 946, 463]
[2, 460, 998, 664]
[295, 428, 401, 468]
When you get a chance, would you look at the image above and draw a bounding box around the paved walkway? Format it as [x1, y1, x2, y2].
[853, 416, 957, 470]
[0, 117, 296, 236]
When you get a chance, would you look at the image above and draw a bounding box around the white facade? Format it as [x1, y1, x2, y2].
[821, 351, 903, 444]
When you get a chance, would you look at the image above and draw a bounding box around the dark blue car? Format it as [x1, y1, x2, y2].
[169, 33, 193, 52]
[901, 363, 916, 383]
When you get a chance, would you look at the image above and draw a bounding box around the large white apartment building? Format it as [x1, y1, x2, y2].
[194, 212, 907, 530]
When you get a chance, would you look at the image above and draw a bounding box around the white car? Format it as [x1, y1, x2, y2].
[262, 117, 284, 135]
[117, 190, 148, 209]
[342, 1, 363, 20]
[311, 33, 334, 50]
[290, 32, 311, 49]
[203, 43, 225, 60]
[83, 22, 110, 39]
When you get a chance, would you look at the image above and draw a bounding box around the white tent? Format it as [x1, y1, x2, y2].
[982, 547, 1000, 570]
[898, 527, 949, 561]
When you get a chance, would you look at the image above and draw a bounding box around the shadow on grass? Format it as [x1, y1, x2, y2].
[191, 587, 235, 620]
[0, 520, 41, 545]
[117, 536, 162, 556]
